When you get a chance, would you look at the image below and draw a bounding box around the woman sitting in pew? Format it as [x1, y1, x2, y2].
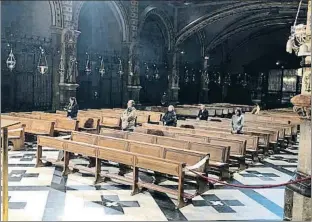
[162, 105, 177, 127]
[65, 97, 79, 120]
[231, 108, 244, 134]
[121, 100, 137, 132]
[196, 104, 209, 121]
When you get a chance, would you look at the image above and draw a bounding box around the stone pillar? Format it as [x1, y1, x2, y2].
[284, 94, 311, 221]
[168, 51, 180, 105]
[283, 1, 311, 216]
[50, 27, 63, 111]
[58, 28, 80, 109]
[201, 56, 209, 103]
[126, 0, 141, 107]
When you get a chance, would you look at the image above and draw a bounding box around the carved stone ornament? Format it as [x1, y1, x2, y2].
[291, 94, 311, 119]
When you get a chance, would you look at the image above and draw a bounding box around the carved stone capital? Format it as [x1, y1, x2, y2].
[291, 94, 311, 119]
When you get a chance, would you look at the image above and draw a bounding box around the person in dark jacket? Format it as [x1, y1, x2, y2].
[231, 108, 244, 134]
[197, 104, 209, 120]
[65, 97, 79, 119]
[162, 105, 177, 127]
[161, 92, 168, 107]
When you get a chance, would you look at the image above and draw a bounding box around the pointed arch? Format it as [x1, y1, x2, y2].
[138, 6, 174, 51]
[72, 1, 129, 42]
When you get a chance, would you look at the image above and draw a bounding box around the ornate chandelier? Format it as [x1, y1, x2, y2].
[6, 48, 16, 71]
[37, 47, 48, 74]
[85, 53, 91, 75]
[99, 57, 105, 77]
[118, 58, 123, 77]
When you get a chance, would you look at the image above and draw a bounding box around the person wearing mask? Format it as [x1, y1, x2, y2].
[162, 105, 177, 127]
[251, 103, 260, 115]
[121, 100, 137, 132]
[65, 97, 79, 119]
[231, 108, 244, 134]
[197, 104, 209, 120]
[118, 100, 137, 175]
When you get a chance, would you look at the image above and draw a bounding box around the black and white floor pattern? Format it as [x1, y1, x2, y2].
[4, 138, 299, 221]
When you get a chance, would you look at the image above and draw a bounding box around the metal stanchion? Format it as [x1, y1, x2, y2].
[2, 127, 9, 221]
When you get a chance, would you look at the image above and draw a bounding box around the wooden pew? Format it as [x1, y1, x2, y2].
[32, 113, 79, 134]
[36, 136, 191, 208]
[98, 129, 231, 178]
[138, 123, 261, 160]
[179, 119, 279, 153]
[175, 121, 271, 153]
[69, 131, 210, 193]
[10, 112, 78, 134]
[244, 113, 299, 143]
[7, 123, 26, 151]
[1, 115, 55, 137]
[204, 118, 290, 148]
[100, 116, 121, 129]
[77, 116, 100, 133]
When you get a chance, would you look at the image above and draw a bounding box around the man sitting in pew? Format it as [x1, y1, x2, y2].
[121, 100, 137, 132]
[231, 108, 244, 134]
[197, 104, 209, 121]
[162, 105, 177, 127]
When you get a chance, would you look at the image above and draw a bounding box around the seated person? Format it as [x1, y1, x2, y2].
[65, 97, 79, 120]
[231, 108, 244, 134]
[251, 103, 260, 115]
[162, 105, 177, 127]
[121, 100, 137, 132]
[197, 104, 209, 120]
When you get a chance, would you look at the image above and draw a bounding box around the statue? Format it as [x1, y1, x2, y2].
[66, 56, 78, 83]
[133, 61, 140, 85]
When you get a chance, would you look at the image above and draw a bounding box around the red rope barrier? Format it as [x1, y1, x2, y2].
[182, 169, 311, 199]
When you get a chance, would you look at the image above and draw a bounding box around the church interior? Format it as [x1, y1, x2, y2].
[1, 0, 311, 221]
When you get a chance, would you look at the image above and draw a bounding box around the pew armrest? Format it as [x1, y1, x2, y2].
[185, 155, 209, 171]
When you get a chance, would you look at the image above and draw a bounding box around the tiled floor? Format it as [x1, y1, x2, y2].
[3, 137, 299, 221]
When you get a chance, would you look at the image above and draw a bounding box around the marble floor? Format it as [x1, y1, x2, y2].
[2, 137, 299, 221]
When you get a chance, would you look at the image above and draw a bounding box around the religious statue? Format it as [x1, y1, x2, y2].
[133, 61, 140, 85]
[66, 56, 78, 83]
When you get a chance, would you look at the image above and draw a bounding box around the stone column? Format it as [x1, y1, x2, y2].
[284, 94, 311, 221]
[283, 2, 311, 218]
[168, 51, 180, 105]
[58, 28, 80, 109]
[201, 56, 209, 103]
[50, 27, 63, 111]
[126, 0, 141, 107]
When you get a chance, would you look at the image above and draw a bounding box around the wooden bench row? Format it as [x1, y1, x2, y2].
[178, 120, 278, 152]
[36, 135, 210, 208]
[98, 128, 232, 178]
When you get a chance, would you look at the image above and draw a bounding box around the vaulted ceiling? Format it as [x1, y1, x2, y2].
[169, 0, 308, 72]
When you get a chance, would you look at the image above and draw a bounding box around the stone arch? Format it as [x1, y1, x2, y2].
[175, 1, 306, 47]
[72, 1, 129, 42]
[228, 26, 288, 57]
[207, 18, 295, 52]
[138, 6, 174, 51]
[49, 1, 63, 28]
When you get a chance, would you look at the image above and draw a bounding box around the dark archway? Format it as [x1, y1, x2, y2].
[138, 14, 169, 106]
[178, 35, 202, 104]
[76, 1, 125, 109]
[1, 1, 53, 112]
